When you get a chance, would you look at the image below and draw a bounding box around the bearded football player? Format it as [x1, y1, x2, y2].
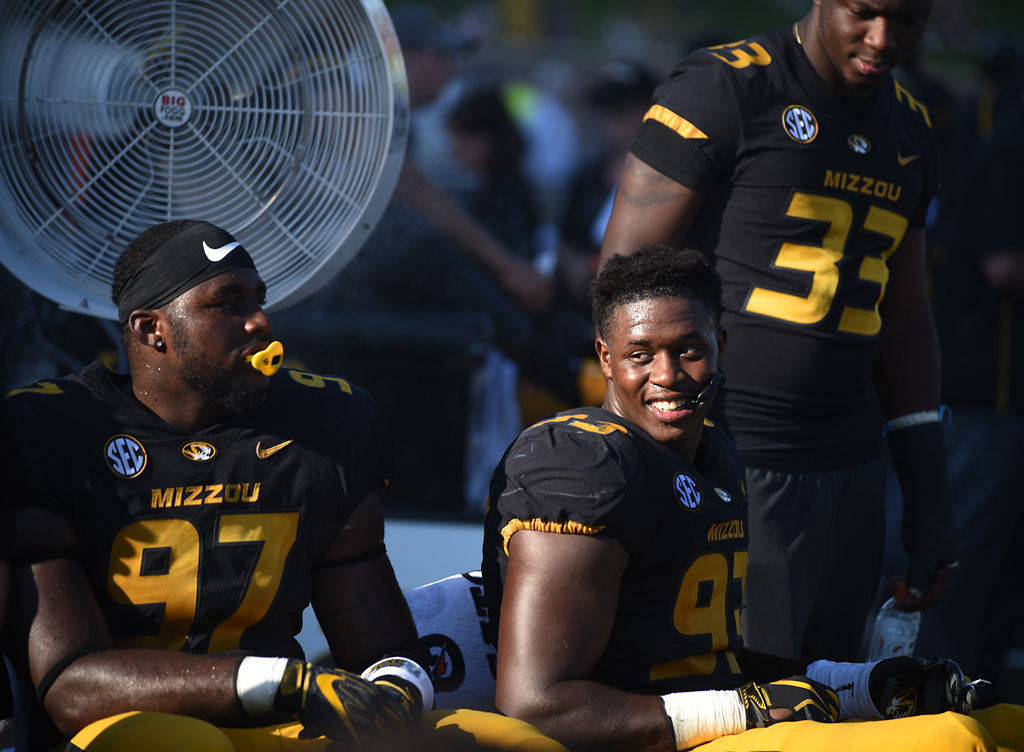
[3, 219, 564, 752]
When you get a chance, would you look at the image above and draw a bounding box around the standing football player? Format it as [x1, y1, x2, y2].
[599, 0, 956, 663]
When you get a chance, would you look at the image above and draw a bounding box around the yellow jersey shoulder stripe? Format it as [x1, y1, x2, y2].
[644, 104, 708, 140]
[500, 518, 605, 555]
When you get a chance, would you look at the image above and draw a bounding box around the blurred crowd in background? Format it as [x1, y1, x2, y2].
[1, 0, 1022, 515]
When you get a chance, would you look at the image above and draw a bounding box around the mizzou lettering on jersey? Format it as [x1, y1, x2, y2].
[150, 483, 261, 509]
[824, 170, 904, 202]
[707, 519, 746, 542]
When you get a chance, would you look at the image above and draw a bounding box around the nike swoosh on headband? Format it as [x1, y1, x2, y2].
[203, 240, 240, 262]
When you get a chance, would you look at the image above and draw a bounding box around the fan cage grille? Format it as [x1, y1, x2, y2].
[0, 0, 407, 319]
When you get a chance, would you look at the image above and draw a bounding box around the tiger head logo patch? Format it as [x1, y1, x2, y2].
[885, 687, 917, 718]
[847, 134, 871, 154]
[181, 441, 216, 462]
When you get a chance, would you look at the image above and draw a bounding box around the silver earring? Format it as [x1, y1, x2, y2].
[155, 338, 165, 351]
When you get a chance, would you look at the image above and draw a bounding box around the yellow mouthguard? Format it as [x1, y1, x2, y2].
[246, 341, 284, 376]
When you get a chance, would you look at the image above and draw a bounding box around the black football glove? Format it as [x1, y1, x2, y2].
[737, 675, 840, 728]
[869, 655, 988, 718]
[273, 660, 419, 746]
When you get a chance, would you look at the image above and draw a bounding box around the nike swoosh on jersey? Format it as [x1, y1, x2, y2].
[897, 152, 920, 166]
[256, 439, 294, 459]
[203, 240, 240, 261]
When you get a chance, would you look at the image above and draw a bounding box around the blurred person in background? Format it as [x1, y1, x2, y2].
[557, 60, 660, 316]
[445, 84, 600, 419]
[446, 85, 541, 265]
[322, 3, 553, 328]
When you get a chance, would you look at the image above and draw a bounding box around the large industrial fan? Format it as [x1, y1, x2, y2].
[0, 0, 408, 320]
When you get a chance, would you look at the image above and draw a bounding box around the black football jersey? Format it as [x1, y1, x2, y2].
[5, 361, 390, 658]
[482, 408, 749, 694]
[631, 27, 940, 469]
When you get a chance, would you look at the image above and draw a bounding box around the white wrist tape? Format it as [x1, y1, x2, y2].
[805, 659, 883, 720]
[661, 689, 745, 750]
[235, 656, 290, 715]
[361, 656, 435, 711]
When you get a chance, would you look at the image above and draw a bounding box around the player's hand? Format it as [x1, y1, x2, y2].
[736, 676, 839, 727]
[273, 660, 419, 746]
[869, 655, 988, 718]
[889, 563, 957, 613]
[901, 553, 954, 614]
[901, 504, 957, 610]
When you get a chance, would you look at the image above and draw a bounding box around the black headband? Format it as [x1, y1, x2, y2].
[116, 221, 257, 323]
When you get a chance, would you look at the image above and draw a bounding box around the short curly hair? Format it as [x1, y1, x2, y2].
[591, 246, 723, 338]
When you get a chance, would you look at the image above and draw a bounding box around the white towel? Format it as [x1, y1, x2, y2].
[404, 571, 498, 711]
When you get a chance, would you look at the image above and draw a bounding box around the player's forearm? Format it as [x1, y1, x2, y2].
[875, 229, 941, 417]
[874, 305, 941, 418]
[497, 680, 674, 752]
[876, 296, 958, 597]
[316, 597, 421, 673]
[45, 651, 247, 736]
[312, 500, 421, 671]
